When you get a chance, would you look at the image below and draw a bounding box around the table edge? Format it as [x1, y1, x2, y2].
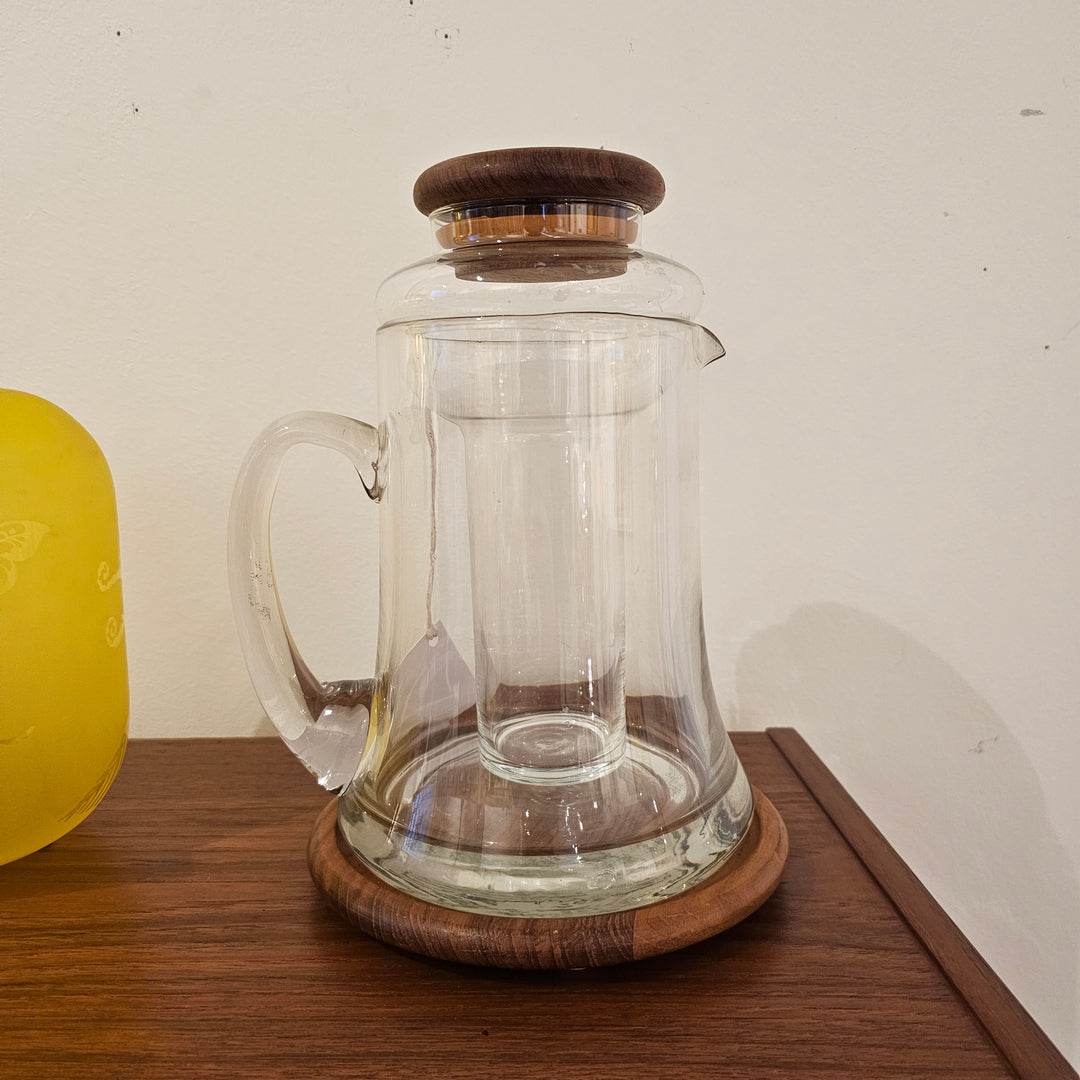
[765, 726, 1076, 1080]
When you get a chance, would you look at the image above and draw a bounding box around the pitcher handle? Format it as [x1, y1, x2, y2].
[227, 411, 384, 791]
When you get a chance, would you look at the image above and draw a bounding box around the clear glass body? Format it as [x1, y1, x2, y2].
[228, 202, 753, 916]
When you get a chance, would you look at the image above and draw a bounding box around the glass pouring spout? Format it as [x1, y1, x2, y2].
[696, 324, 726, 367]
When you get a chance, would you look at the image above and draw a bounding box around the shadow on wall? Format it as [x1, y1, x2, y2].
[734, 603, 1078, 1057]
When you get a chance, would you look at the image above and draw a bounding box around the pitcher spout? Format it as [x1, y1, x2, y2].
[695, 324, 726, 367]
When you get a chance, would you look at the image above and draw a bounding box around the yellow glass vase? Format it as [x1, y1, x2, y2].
[0, 390, 128, 864]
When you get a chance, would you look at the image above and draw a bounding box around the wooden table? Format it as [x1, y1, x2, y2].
[0, 732, 1072, 1080]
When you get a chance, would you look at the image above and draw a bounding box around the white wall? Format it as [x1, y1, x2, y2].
[3, 0, 1077, 1064]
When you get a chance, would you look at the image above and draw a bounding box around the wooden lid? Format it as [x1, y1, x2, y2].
[413, 147, 666, 216]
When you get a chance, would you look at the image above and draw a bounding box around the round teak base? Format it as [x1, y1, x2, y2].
[307, 787, 788, 969]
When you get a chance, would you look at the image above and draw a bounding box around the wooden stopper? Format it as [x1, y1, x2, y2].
[413, 147, 666, 216]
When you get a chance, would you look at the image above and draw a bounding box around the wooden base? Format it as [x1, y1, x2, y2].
[307, 787, 788, 969]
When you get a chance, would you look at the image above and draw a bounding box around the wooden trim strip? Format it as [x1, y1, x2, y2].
[766, 727, 1077, 1080]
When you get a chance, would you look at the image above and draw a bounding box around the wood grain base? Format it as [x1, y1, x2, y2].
[307, 786, 788, 969]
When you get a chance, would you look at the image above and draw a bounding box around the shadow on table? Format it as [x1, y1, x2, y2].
[732, 601, 1079, 1061]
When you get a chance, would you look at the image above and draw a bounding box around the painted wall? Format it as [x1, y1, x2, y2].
[2, 0, 1077, 1064]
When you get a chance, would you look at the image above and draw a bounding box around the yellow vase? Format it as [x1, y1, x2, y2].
[0, 390, 128, 864]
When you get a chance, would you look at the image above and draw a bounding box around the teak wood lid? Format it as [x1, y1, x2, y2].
[413, 146, 666, 216]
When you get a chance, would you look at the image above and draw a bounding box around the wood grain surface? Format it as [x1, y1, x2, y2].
[0, 734, 1045, 1079]
[768, 727, 1077, 1080]
[412, 146, 666, 215]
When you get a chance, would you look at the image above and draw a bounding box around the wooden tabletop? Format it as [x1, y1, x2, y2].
[0, 732, 1071, 1080]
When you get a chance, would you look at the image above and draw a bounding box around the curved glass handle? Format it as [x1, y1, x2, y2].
[227, 411, 384, 792]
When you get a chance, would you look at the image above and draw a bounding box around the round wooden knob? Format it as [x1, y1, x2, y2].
[413, 147, 666, 216]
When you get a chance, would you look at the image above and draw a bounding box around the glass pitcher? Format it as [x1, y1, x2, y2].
[228, 147, 754, 917]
